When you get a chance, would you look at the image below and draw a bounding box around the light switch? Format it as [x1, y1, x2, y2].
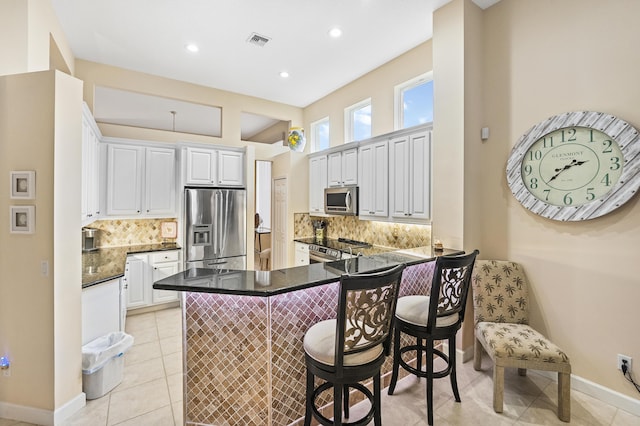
[481, 127, 490, 140]
[41, 261, 49, 277]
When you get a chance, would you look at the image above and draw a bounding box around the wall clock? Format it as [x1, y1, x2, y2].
[506, 111, 640, 221]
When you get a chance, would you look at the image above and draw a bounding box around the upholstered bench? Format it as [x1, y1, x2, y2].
[472, 260, 571, 422]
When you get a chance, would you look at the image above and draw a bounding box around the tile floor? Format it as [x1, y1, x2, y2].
[1, 306, 639, 425]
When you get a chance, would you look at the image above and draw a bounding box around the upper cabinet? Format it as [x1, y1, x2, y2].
[389, 129, 431, 222]
[185, 146, 244, 187]
[309, 155, 328, 214]
[82, 104, 102, 223]
[106, 142, 176, 217]
[358, 140, 388, 218]
[327, 148, 358, 187]
[311, 125, 431, 224]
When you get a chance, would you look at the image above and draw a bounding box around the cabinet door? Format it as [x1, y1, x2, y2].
[186, 147, 217, 185]
[327, 152, 343, 187]
[125, 255, 148, 309]
[151, 261, 179, 304]
[358, 141, 388, 218]
[389, 135, 411, 219]
[294, 242, 309, 266]
[81, 110, 101, 222]
[145, 147, 176, 214]
[408, 131, 431, 220]
[218, 150, 245, 186]
[342, 148, 358, 186]
[106, 144, 144, 215]
[309, 155, 327, 213]
[82, 278, 121, 345]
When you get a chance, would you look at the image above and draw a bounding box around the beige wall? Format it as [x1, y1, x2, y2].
[479, 0, 640, 398]
[303, 41, 433, 147]
[0, 0, 74, 77]
[0, 70, 83, 413]
[75, 60, 302, 155]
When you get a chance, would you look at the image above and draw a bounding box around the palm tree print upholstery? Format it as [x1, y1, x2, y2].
[472, 260, 569, 365]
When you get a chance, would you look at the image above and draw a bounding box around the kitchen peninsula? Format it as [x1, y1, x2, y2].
[154, 247, 462, 426]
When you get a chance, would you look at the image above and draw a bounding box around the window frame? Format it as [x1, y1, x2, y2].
[310, 117, 330, 153]
[394, 71, 433, 130]
[344, 98, 372, 143]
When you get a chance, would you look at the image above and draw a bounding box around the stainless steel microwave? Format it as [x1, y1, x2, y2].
[324, 186, 358, 215]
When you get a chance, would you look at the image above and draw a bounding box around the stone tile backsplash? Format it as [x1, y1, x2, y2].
[87, 218, 177, 247]
[294, 213, 431, 249]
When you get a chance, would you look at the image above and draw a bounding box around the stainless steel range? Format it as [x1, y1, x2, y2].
[308, 238, 370, 263]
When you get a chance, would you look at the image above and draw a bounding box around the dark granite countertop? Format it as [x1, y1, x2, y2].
[153, 247, 462, 296]
[82, 243, 181, 289]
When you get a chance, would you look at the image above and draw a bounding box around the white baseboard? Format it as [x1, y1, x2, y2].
[536, 370, 640, 417]
[0, 392, 86, 426]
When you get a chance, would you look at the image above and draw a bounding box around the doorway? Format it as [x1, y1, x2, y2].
[255, 161, 272, 270]
[272, 177, 288, 270]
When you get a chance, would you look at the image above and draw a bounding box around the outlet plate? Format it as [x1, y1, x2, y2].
[617, 354, 632, 372]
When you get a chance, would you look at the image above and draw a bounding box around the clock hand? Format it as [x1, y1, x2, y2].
[548, 159, 588, 182]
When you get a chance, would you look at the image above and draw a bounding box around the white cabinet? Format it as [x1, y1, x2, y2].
[218, 150, 245, 186]
[145, 147, 176, 215]
[308, 155, 328, 214]
[358, 140, 388, 218]
[327, 148, 358, 187]
[150, 251, 180, 305]
[389, 130, 431, 221]
[125, 250, 181, 310]
[186, 147, 217, 185]
[81, 104, 102, 223]
[185, 147, 245, 187]
[82, 278, 121, 345]
[125, 254, 148, 309]
[294, 242, 310, 266]
[106, 143, 176, 216]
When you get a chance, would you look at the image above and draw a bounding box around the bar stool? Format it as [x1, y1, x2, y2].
[303, 264, 406, 426]
[387, 250, 479, 425]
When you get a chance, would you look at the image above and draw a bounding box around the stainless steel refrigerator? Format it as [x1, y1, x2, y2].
[184, 188, 247, 270]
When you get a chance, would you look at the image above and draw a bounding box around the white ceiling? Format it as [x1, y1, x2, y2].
[52, 0, 500, 109]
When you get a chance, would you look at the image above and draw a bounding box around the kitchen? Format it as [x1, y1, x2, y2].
[2, 1, 640, 425]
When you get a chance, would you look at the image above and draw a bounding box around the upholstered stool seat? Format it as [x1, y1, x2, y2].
[395, 296, 459, 328]
[304, 319, 384, 366]
[476, 322, 570, 364]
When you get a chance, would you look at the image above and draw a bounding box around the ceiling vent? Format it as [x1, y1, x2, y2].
[247, 32, 271, 47]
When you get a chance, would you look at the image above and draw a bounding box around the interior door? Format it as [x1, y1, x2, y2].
[272, 177, 288, 270]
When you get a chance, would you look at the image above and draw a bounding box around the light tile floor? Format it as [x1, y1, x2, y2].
[1, 306, 638, 425]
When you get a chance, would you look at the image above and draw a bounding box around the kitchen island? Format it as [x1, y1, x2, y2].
[154, 247, 462, 426]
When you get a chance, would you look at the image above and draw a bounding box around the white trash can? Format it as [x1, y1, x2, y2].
[82, 331, 134, 399]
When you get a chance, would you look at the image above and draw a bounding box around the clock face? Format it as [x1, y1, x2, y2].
[521, 127, 623, 207]
[506, 111, 640, 221]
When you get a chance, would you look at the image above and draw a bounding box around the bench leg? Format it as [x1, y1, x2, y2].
[558, 372, 571, 422]
[492, 364, 504, 413]
[474, 339, 482, 371]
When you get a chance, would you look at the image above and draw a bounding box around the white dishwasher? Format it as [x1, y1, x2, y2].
[81, 278, 121, 345]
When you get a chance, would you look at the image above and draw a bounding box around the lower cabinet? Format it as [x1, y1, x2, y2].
[294, 242, 309, 266]
[125, 250, 181, 310]
[82, 278, 122, 345]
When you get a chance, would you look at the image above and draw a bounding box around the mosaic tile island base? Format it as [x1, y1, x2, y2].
[154, 249, 459, 426]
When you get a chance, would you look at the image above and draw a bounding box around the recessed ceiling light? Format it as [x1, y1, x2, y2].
[280, 71, 290, 78]
[185, 43, 199, 53]
[328, 27, 342, 38]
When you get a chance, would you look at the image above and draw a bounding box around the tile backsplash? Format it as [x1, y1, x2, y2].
[87, 218, 177, 247]
[294, 213, 431, 249]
